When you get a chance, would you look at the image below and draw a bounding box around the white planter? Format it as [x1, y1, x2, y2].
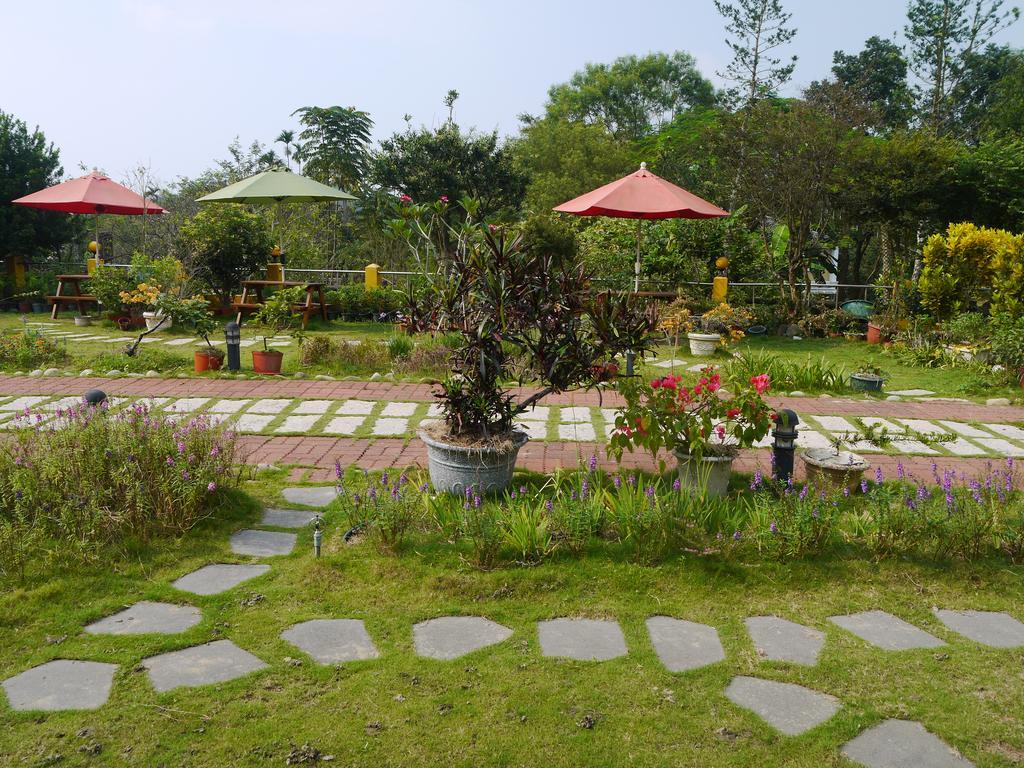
[687, 332, 721, 357]
[674, 450, 735, 497]
[418, 426, 529, 495]
[142, 311, 172, 332]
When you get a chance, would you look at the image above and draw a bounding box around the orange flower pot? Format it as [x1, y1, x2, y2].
[194, 350, 223, 372]
[252, 350, 284, 375]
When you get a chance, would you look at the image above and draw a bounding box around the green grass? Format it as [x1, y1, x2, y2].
[2, 471, 1023, 766]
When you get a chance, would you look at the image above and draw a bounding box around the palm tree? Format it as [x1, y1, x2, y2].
[276, 130, 297, 170]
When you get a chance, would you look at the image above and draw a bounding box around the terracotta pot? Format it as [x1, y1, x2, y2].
[252, 349, 284, 375]
[866, 322, 885, 344]
[194, 350, 224, 373]
[17, 301, 32, 313]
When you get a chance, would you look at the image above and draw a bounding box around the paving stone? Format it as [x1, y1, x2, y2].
[601, 408, 619, 423]
[323, 416, 365, 434]
[293, 399, 332, 414]
[282, 486, 338, 508]
[938, 421, 991, 438]
[517, 405, 550, 421]
[986, 398, 1011, 407]
[1, 660, 117, 711]
[841, 719, 974, 767]
[426, 403, 444, 417]
[0, 395, 50, 411]
[275, 415, 321, 433]
[413, 616, 513, 660]
[982, 423, 1024, 441]
[381, 401, 417, 417]
[933, 609, 1024, 648]
[652, 358, 688, 368]
[888, 389, 936, 397]
[165, 398, 209, 413]
[238, 338, 257, 347]
[646, 616, 725, 672]
[41, 396, 83, 411]
[515, 421, 549, 440]
[943, 438, 987, 456]
[230, 529, 296, 556]
[559, 406, 592, 423]
[208, 399, 251, 414]
[538, 618, 627, 661]
[844, 439, 885, 453]
[688, 363, 718, 372]
[337, 399, 375, 415]
[85, 601, 201, 635]
[136, 397, 170, 409]
[172, 563, 271, 595]
[261, 508, 319, 528]
[558, 422, 597, 441]
[812, 415, 858, 432]
[234, 414, 275, 433]
[372, 417, 408, 435]
[281, 619, 379, 664]
[898, 418, 947, 436]
[724, 676, 839, 735]
[829, 610, 945, 650]
[163, 337, 197, 346]
[796, 429, 836, 450]
[892, 439, 939, 455]
[975, 437, 1024, 457]
[744, 616, 824, 665]
[142, 639, 267, 692]
[249, 398, 292, 414]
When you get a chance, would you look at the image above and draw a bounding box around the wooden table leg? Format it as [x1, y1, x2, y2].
[318, 286, 328, 322]
[236, 285, 249, 325]
[51, 279, 64, 320]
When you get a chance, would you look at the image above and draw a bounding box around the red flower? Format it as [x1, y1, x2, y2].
[651, 379, 662, 389]
[399, 194, 413, 204]
[750, 374, 771, 394]
[439, 195, 449, 203]
[726, 407, 740, 418]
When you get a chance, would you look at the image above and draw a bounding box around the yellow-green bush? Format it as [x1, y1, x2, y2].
[920, 222, 1024, 319]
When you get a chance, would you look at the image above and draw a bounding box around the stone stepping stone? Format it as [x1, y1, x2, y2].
[558, 422, 597, 441]
[85, 601, 201, 635]
[172, 563, 270, 595]
[323, 416, 365, 434]
[745, 616, 824, 665]
[142, 639, 267, 692]
[293, 399, 332, 414]
[688, 363, 717, 372]
[276, 415, 321, 433]
[413, 616, 513, 660]
[646, 616, 725, 672]
[943, 438, 986, 456]
[933, 609, 1024, 648]
[515, 421, 548, 440]
[975, 437, 1024, 457]
[281, 619, 379, 664]
[842, 719, 974, 767]
[652, 358, 687, 368]
[0, 396, 50, 411]
[136, 397, 170, 409]
[249, 398, 292, 414]
[938, 421, 990, 438]
[898, 419, 947, 436]
[892, 439, 939, 455]
[861, 417, 905, 433]
[813, 415, 857, 432]
[261, 508, 319, 528]
[208, 399, 251, 414]
[888, 389, 936, 397]
[41, 396, 83, 411]
[517, 406, 549, 421]
[165, 398, 209, 413]
[282, 486, 338, 508]
[2, 660, 117, 711]
[337, 399, 375, 415]
[538, 618, 627, 661]
[559, 406, 592, 423]
[426, 403, 444, 417]
[381, 401, 417, 417]
[163, 337, 197, 346]
[982, 423, 1024, 441]
[238, 339, 257, 347]
[372, 417, 408, 435]
[230, 529, 296, 557]
[724, 676, 839, 736]
[829, 610, 945, 651]
[234, 414, 275, 433]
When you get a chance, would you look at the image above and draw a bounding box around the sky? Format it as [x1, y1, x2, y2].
[3, 0, 1022, 188]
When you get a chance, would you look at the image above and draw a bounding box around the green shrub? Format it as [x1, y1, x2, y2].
[328, 285, 403, 319]
[725, 350, 845, 392]
[990, 314, 1024, 369]
[0, 328, 67, 370]
[386, 334, 414, 360]
[87, 347, 186, 373]
[179, 206, 273, 304]
[943, 312, 990, 344]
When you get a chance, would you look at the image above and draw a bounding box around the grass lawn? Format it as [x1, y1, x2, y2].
[2, 470, 1023, 766]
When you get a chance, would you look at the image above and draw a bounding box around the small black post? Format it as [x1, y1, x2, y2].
[772, 408, 799, 483]
[625, 350, 635, 376]
[225, 321, 241, 372]
[313, 516, 323, 558]
[83, 389, 107, 407]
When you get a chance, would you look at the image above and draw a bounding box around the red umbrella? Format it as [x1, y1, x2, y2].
[554, 162, 728, 291]
[12, 169, 165, 259]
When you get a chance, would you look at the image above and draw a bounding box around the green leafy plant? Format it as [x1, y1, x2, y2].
[725, 350, 846, 392]
[0, 326, 66, 370]
[179, 206, 273, 305]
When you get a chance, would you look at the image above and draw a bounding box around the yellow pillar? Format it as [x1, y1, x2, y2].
[365, 263, 380, 290]
[13, 256, 26, 289]
[712, 256, 729, 303]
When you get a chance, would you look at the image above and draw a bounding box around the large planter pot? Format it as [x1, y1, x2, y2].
[849, 372, 884, 392]
[866, 322, 886, 344]
[687, 332, 721, 357]
[801, 448, 870, 493]
[17, 301, 32, 313]
[252, 350, 284, 375]
[194, 350, 224, 373]
[31, 302, 45, 313]
[673, 450, 735, 498]
[74, 315, 93, 327]
[143, 311, 173, 332]
[418, 426, 529, 495]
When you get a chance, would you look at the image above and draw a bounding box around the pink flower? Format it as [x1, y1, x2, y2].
[439, 195, 449, 203]
[750, 374, 771, 394]
[399, 193, 413, 204]
[207, 482, 217, 492]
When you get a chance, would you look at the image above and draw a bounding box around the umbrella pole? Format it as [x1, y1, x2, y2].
[634, 218, 642, 293]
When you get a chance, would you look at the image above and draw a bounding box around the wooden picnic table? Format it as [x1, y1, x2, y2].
[233, 280, 328, 328]
[48, 274, 99, 319]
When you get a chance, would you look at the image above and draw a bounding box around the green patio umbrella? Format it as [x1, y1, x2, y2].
[197, 168, 356, 278]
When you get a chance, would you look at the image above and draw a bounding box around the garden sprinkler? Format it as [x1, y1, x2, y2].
[313, 516, 323, 558]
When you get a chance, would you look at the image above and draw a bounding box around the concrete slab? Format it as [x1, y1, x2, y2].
[229, 529, 296, 557]
[282, 486, 337, 508]
[829, 610, 945, 650]
[888, 389, 936, 397]
[372, 417, 409, 435]
[745, 616, 824, 665]
[85, 601, 201, 635]
[293, 400, 332, 414]
[413, 616, 513, 660]
[207, 399, 251, 414]
[515, 421, 549, 440]
[261, 508, 319, 528]
[938, 421, 990, 438]
[517, 406, 549, 421]
[165, 398, 209, 413]
[381, 401, 417, 417]
[337, 399, 375, 415]
[275, 415, 321, 433]
[281, 619, 379, 664]
[646, 616, 725, 672]
[538, 618, 627, 661]
[172, 564, 270, 595]
[559, 407, 592, 423]
[841, 719, 974, 767]
[142, 640, 267, 692]
[725, 676, 839, 735]
[234, 414, 275, 433]
[982, 423, 1024, 441]
[812, 415, 858, 432]
[323, 416, 365, 434]
[2, 660, 117, 711]
[558, 422, 597, 441]
[248, 398, 292, 414]
[933, 609, 1024, 648]
[976, 437, 1024, 457]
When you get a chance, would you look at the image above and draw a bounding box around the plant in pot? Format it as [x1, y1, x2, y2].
[849, 363, 885, 392]
[159, 295, 224, 372]
[687, 302, 753, 357]
[609, 369, 773, 497]
[250, 286, 304, 375]
[395, 199, 655, 494]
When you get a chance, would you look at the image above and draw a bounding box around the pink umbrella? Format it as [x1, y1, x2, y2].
[554, 162, 728, 291]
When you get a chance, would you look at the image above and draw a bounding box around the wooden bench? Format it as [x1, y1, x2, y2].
[47, 275, 98, 319]
[232, 280, 327, 329]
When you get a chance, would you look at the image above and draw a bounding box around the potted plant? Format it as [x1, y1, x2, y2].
[250, 286, 304, 375]
[609, 369, 773, 497]
[849, 364, 885, 392]
[687, 303, 753, 357]
[396, 200, 654, 494]
[162, 295, 224, 372]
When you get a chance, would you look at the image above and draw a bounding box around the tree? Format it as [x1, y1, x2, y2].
[714, 0, 798, 109]
[0, 111, 77, 273]
[983, 51, 1024, 134]
[178, 206, 273, 304]
[949, 44, 1024, 141]
[544, 52, 717, 141]
[291, 106, 373, 189]
[824, 36, 915, 131]
[904, 0, 1020, 133]
[275, 129, 298, 170]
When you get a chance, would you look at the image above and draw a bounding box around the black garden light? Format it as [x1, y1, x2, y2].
[83, 389, 107, 407]
[313, 516, 323, 558]
[225, 321, 241, 372]
[772, 408, 799, 483]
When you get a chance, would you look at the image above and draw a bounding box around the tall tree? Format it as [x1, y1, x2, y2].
[949, 44, 1024, 141]
[275, 129, 297, 170]
[714, 0, 798, 109]
[544, 52, 716, 141]
[291, 106, 373, 189]
[983, 50, 1024, 134]
[826, 36, 915, 131]
[904, 0, 1020, 133]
